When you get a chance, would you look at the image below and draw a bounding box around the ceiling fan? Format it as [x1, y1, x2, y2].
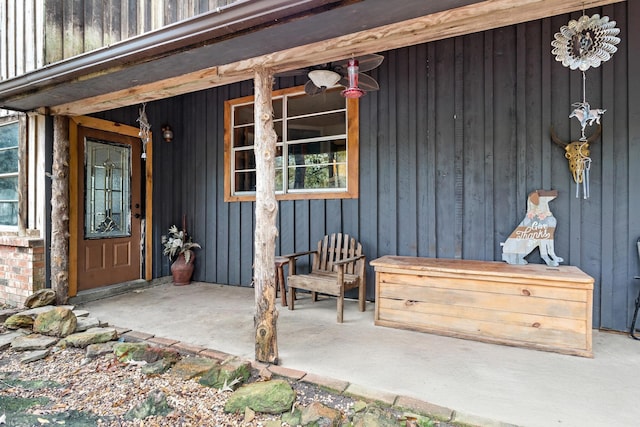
[279, 54, 384, 97]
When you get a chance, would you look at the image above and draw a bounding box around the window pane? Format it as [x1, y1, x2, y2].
[287, 112, 346, 141]
[0, 176, 18, 200]
[235, 149, 255, 170]
[0, 122, 18, 149]
[273, 98, 283, 120]
[0, 176, 18, 226]
[0, 202, 17, 226]
[234, 104, 253, 125]
[233, 126, 254, 147]
[0, 147, 18, 174]
[234, 171, 256, 192]
[288, 89, 344, 117]
[287, 141, 347, 190]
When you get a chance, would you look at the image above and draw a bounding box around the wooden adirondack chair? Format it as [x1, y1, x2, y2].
[284, 233, 366, 323]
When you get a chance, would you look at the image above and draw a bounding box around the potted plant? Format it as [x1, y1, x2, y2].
[162, 225, 201, 285]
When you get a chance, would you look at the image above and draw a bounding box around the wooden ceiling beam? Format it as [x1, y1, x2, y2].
[51, 0, 623, 116]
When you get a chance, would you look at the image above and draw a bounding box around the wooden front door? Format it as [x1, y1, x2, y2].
[75, 125, 143, 291]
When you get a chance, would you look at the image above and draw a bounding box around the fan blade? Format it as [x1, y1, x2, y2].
[358, 73, 379, 91]
[338, 73, 379, 92]
[355, 54, 384, 73]
[332, 53, 384, 75]
[304, 79, 324, 96]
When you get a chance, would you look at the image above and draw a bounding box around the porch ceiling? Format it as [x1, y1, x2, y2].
[0, 0, 624, 116]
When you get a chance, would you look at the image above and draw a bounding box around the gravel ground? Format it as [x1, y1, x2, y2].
[0, 344, 363, 426]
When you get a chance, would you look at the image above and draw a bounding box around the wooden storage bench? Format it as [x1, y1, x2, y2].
[370, 256, 594, 357]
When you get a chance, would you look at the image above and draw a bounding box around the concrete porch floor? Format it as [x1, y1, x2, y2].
[76, 282, 640, 427]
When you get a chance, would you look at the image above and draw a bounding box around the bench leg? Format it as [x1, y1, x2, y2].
[337, 288, 344, 323]
[358, 283, 366, 312]
[289, 287, 296, 311]
[277, 265, 287, 307]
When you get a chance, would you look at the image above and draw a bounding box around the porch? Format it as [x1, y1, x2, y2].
[76, 282, 639, 427]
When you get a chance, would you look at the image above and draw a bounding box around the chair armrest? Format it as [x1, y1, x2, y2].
[281, 250, 318, 276]
[281, 250, 317, 260]
[333, 254, 366, 266]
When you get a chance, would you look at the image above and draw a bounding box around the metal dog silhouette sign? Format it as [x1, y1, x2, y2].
[501, 190, 564, 267]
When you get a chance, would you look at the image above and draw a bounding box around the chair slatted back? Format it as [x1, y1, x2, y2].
[313, 233, 363, 275]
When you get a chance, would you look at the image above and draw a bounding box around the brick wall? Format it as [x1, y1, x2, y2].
[0, 236, 45, 307]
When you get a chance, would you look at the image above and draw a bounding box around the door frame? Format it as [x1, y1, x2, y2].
[69, 116, 153, 297]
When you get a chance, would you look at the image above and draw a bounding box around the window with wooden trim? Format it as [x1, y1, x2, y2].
[224, 86, 359, 201]
[0, 118, 19, 227]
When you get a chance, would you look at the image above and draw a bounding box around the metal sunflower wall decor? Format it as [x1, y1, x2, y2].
[550, 13, 620, 199]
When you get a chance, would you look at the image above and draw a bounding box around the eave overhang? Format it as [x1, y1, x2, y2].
[0, 0, 624, 115]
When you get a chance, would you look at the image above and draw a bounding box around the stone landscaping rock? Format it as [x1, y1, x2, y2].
[72, 309, 90, 318]
[198, 358, 251, 390]
[75, 316, 100, 332]
[141, 358, 175, 375]
[4, 314, 34, 330]
[61, 327, 118, 348]
[33, 306, 77, 337]
[20, 349, 50, 363]
[0, 307, 21, 323]
[10, 334, 59, 351]
[300, 401, 342, 426]
[86, 341, 117, 358]
[351, 404, 400, 427]
[113, 342, 151, 362]
[0, 330, 27, 350]
[281, 408, 302, 426]
[24, 289, 56, 308]
[124, 389, 172, 420]
[224, 379, 296, 414]
[113, 342, 180, 365]
[20, 305, 74, 317]
[171, 356, 218, 380]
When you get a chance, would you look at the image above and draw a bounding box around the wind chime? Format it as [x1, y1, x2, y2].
[137, 103, 151, 159]
[550, 11, 620, 198]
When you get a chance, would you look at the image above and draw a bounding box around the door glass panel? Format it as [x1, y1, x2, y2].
[84, 138, 131, 238]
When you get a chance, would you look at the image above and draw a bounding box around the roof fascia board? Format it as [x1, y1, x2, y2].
[0, 0, 344, 104]
[51, 0, 624, 116]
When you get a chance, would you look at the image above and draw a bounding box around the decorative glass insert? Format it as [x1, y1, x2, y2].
[0, 121, 19, 226]
[84, 138, 131, 238]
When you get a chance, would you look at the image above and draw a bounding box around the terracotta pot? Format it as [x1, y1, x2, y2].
[171, 253, 195, 286]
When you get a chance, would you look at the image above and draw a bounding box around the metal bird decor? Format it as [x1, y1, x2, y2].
[550, 12, 620, 198]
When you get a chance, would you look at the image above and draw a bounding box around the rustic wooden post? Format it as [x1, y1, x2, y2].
[253, 66, 279, 363]
[51, 116, 70, 304]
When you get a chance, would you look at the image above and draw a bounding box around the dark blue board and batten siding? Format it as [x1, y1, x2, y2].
[96, 3, 640, 332]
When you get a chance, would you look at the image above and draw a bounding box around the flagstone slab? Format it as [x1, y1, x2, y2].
[62, 327, 118, 348]
[72, 309, 90, 318]
[20, 305, 75, 317]
[75, 317, 100, 332]
[0, 330, 27, 350]
[10, 334, 59, 351]
[20, 349, 50, 363]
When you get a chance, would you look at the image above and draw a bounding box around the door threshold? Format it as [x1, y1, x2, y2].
[69, 279, 162, 305]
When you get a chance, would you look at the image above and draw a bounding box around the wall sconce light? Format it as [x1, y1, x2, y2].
[162, 125, 174, 143]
